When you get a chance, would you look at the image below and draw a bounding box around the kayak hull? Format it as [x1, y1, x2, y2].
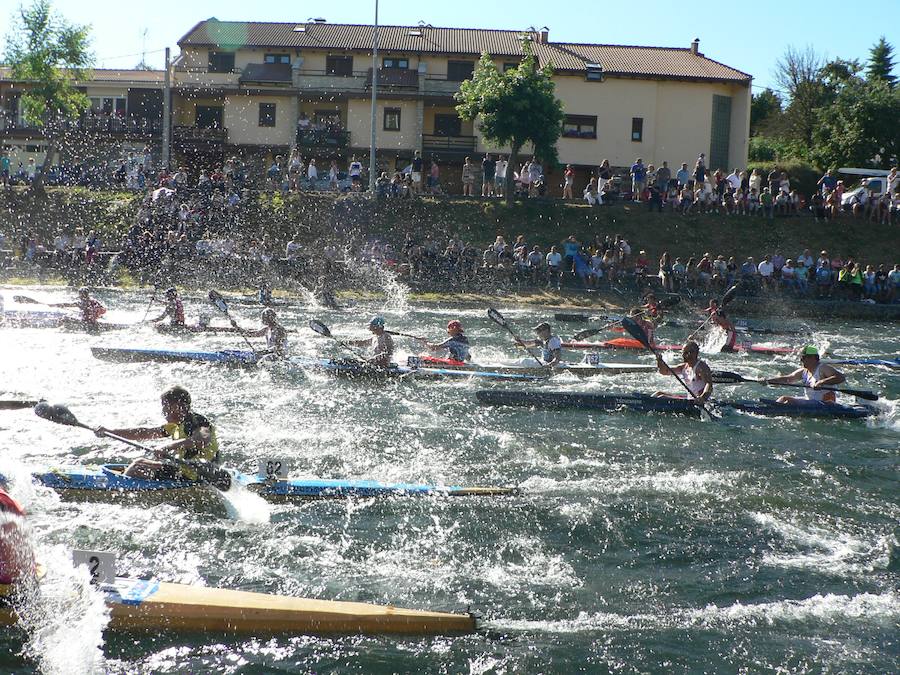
[561, 337, 794, 356]
[476, 390, 876, 419]
[7, 465, 518, 504]
[412, 355, 658, 377]
[0, 577, 475, 635]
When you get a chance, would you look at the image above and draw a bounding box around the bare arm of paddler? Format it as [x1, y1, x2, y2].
[764, 367, 805, 385]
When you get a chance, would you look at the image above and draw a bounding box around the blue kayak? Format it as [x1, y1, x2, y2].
[824, 357, 900, 370]
[476, 390, 878, 419]
[90, 347, 542, 381]
[6, 464, 517, 504]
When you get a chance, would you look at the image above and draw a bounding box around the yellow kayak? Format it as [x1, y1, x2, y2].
[0, 576, 475, 635]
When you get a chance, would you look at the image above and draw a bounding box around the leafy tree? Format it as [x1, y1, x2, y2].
[4, 0, 92, 192]
[811, 76, 900, 169]
[750, 88, 782, 135]
[866, 36, 896, 88]
[455, 42, 564, 203]
[773, 45, 831, 148]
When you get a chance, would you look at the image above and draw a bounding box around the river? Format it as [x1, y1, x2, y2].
[1, 285, 897, 673]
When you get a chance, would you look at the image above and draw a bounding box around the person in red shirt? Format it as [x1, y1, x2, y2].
[705, 298, 737, 351]
[50, 287, 106, 326]
[151, 287, 185, 327]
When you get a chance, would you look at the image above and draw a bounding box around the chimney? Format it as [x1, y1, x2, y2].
[539, 27, 549, 44]
[690, 38, 700, 55]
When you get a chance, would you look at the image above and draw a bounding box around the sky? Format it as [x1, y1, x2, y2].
[1, 0, 897, 94]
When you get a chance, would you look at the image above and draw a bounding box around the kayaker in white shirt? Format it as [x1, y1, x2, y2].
[765, 345, 845, 404]
[516, 321, 562, 366]
[654, 340, 713, 402]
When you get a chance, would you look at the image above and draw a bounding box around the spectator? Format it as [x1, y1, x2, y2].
[461, 157, 475, 197]
[411, 150, 423, 195]
[546, 245, 562, 289]
[656, 161, 671, 193]
[562, 164, 574, 199]
[494, 155, 507, 197]
[481, 154, 495, 197]
[630, 157, 646, 201]
[726, 168, 741, 192]
[597, 159, 612, 193]
[584, 177, 601, 206]
[676, 162, 690, 188]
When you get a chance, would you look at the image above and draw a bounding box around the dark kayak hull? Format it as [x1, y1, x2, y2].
[3, 465, 518, 504]
[476, 390, 877, 419]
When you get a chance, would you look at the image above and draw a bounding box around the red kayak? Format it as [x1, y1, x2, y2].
[561, 337, 794, 356]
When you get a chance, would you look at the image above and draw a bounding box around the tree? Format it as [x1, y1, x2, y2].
[4, 0, 92, 193]
[811, 76, 900, 169]
[750, 88, 782, 135]
[773, 45, 830, 148]
[866, 36, 896, 88]
[455, 42, 564, 203]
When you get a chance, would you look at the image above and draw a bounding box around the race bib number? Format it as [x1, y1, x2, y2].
[585, 352, 601, 366]
[73, 549, 116, 584]
[406, 356, 423, 368]
[259, 459, 288, 480]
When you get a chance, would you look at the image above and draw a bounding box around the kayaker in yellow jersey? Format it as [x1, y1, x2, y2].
[419, 320, 471, 362]
[348, 316, 394, 368]
[765, 345, 845, 404]
[244, 308, 288, 357]
[95, 386, 220, 481]
[0, 482, 35, 588]
[654, 340, 713, 402]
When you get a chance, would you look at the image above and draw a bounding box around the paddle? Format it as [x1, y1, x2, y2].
[0, 400, 40, 410]
[12, 295, 41, 304]
[621, 316, 721, 421]
[386, 330, 426, 340]
[710, 370, 879, 401]
[308, 319, 370, 362]
[574, 297, 682, 341]
[687, 284, 740, 342]
[208, 290, 260, 358]
[487, 307, 547, 369]
[33, 402, 232, 490]
[141, 283, 160, 323]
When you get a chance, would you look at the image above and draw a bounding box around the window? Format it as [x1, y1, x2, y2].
[195, 105, 223, 129]
[89, 97, 126, 117]
[446, 60, 475, 81]
[326, 55, 353, 76]
[264, 53, 290, 65]
[382, 57, 409, 69]
[383, 107, 401, 131]
[562, 115, 597, 139]
[631, 117, 643, 142]
[259, 103, 276, 127]
[314, 110, 342, 127]
[709, 95, 732, 171]
[503, 62, 519, 72]
[433, 113, 461, 137]
[208, 51, 235, 73]
[585, 64, 604, 81]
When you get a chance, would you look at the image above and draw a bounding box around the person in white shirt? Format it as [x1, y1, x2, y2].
[546, 245, 562, 289]
[329, 160, 339, 190]
[307, 158, 318, 182]
[757, 255, 775, 289]
[494, 156, 507, 197]
[726, 169, 741, 191]
[348, 155, 362, 188]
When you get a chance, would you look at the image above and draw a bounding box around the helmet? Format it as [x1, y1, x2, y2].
[261, 308, 276, 322]
[800, 344, 819, 357]
[78, 286, 89, 296]
[165, 287, 177, 297]
[447, 320, 463, 332]
[368, 316, 385, 328]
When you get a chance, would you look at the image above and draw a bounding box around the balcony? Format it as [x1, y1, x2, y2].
[174, 67, 241, 88]
[423, 76, 467, 97]
[296, 128, 350, 149]
[0, 113, 162, 137]
[173, 126, 228, 145]
[422, 134, 477, 154]
[293, 70, 368, 94]
[365, 68, 419, 89]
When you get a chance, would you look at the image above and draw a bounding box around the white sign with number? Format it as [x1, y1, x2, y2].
[258, 458, 289, 480]
[72, 549, 116, 584]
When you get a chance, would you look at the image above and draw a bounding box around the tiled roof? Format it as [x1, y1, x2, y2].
[0, 67, 165, 84]
[555, 43, 750, 82]
[177, 20, 750, 83]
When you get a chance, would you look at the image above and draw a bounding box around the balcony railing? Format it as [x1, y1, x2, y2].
[296, 128, 350, 148]
[173, 126, 228, 143]
[0, 113, 162, 136]
[422, 134, 477, 153]
[365, 68, 419, 88]
[293, 69, 368, 93]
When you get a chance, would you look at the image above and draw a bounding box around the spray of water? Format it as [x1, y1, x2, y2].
[219, 481, 271, 525]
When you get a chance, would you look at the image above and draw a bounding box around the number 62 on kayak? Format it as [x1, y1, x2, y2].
[258, 459, 289, 480]
[73, 549, 116, 584]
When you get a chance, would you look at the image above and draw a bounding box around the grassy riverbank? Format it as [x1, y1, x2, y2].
[1, 188, 897, 264]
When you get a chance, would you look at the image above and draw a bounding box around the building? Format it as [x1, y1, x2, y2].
[1, 19, 752, 191]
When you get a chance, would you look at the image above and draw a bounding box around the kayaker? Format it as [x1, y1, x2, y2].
[654, 340, 713, 402]
[419, 320, 471, 362]
[641, 293, 662, 322]
[348, 316, 394, 368]
[627, 309, 656, 345]
[705, 299, 737, 351]
[245, 308, 288, 357]
[517, 321, 562, 366]
[151, 287, 185, 326]
[0, 484, 35, 587]
[765, 345, 845, 404]
[50, 287, 106, 326]
[96, 386, 221, 481]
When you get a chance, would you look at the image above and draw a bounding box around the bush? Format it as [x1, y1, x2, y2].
[746, 160, 822, 198]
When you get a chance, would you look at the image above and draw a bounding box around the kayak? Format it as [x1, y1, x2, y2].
[90, 348, 542, 382]
[476, 390, 877, 419]
[823, 357, 900, 370]
[561, 337, 794, 356]
[154, 324, 246, 335]
[0, 310, 127, 332]
[3, 464, 519, 505]
[410, 355, 658, 377]
[0, 575, 474, 635]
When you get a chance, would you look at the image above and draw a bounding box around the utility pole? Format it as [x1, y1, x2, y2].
[368, 0, 379, 192]
[161, 47, 171, 170]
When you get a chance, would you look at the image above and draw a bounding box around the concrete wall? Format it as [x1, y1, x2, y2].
[346, 99, 417, 151]
[224, 94, 297, 146]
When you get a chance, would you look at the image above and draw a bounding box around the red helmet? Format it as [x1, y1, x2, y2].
[447, 320, 463, 332]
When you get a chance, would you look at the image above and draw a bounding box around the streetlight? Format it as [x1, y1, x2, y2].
[368, 0, 379, 192]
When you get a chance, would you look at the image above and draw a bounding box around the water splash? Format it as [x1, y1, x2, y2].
[219, 481, 271, 524]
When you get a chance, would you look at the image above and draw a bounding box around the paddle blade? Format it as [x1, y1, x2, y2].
[208, 290, 228, 314]
[0, 400, 41, 411]
[487, 307, 508, 327]
[194, 464, 233, 491]
[34, 402, 83, 427]
[13, 295, 40, 304]
[308, 319, 332, 338]
[710, 370, 746, 384]
[844, 388, 879, 402]
[620, 317, 652, 349]
[573, 328, 602, 341]
[721, 284, 740, 307]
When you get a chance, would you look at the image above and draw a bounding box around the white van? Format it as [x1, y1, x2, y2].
[838, 168, 892, 207]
